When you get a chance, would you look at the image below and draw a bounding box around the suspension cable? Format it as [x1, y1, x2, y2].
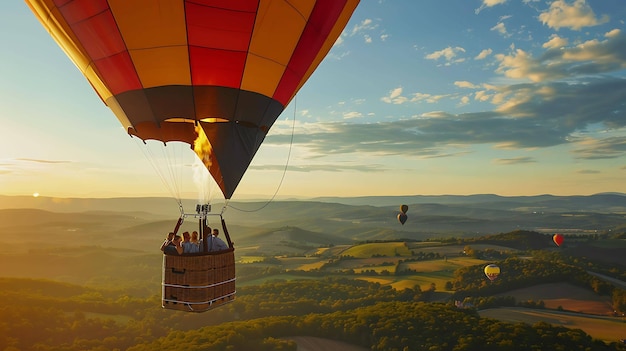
[134, 138, 184, 209]
[227, 96, 298, 213]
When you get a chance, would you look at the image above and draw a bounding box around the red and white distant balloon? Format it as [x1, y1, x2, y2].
[553, 233, 564, 247]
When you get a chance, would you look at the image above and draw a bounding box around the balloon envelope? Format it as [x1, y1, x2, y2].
[553, 234, 564, 247]
[484, 264, 500, 281]
[397, 213, 408, 225]
[26, 0, 360, 199]
[400, 204, 408, 213]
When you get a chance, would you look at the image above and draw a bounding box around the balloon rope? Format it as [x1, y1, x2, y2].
[228, 96, 297, 213]
[134, 138, 183, 208]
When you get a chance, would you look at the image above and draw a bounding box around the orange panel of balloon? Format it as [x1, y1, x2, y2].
[26, 0, 360, 199]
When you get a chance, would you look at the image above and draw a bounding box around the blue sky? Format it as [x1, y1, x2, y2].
[1, 0, 626, 200]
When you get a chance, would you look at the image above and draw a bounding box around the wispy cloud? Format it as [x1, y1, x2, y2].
[249, 163, 386, 173]
[475, 0, 508, 15]
[17, 158, 72, 164]
[577, 169, 600, 174]
[539, 0, 609, 31]
[381, 87, 450, 105]
[475, 48, 493, 60]
[425, 47, 466, 65]
[572, 136, 626, 159]
[493, 156, 535, 165]
[494, 30, 626, 82]
[268, 76, 626, 162]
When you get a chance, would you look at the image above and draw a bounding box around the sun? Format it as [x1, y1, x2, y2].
[33, 192, 39, 197]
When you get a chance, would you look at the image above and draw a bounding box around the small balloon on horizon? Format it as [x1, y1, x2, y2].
[397, 212, 408, 225]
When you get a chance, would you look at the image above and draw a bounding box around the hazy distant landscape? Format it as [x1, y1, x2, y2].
[1, 194, 625, 350]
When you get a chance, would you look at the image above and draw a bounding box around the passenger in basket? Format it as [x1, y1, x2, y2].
[163, 234, 183, 255]
[182, 231, 199, 254]
[160, 232, 175, 252]
[191, 231, 200, 247]
[209, 228, 229, 252]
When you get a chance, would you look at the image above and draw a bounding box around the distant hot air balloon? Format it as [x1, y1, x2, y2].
[397, 213, 408, 225]
[484, 264, 500, 281]
[400, 204, 408, 214]
[553, 234, 564, 247]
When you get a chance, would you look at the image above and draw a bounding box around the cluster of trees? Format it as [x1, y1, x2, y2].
[129, 302, 621, 351]
[2, 277, 625, 351]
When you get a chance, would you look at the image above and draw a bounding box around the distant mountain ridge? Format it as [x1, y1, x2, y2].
[1, 194, 624, 244]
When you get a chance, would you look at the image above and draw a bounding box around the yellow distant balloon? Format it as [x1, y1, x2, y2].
[484, 264, 500, 281]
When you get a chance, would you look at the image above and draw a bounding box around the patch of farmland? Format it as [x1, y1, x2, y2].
[353, 264, 396, 274]
[479, 307, 625, 342]
[399, 257, 486, 273]
[496, 282, 613, 315]
[341, 242, 411, 258]
[329, 257, 403, 270]
[278, 257, 327, 271]
[391, 273, 454, 293]
[405, 244, 518, 257]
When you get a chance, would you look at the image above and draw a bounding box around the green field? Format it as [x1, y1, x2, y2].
[399, 257, 486, 273]
[341, 242, 412, 258]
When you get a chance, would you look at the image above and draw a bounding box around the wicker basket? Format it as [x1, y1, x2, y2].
[162, 248, 236, 312]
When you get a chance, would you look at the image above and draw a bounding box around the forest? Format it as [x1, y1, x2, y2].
[1, 229, 625, 350]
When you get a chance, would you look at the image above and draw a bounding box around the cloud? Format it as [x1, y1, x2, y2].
[475, 48, 493, 60]
[425, 47, 466, 65]
[250, 163, 385, 173]
[343, 111, 363, 119]
[538, 0, 609, 31]
[494, 30, 626, 82]
[16, 158, 71, 164]
[475, 0, 508, 14]
[542, 34, 568, 49]
[576, 169, 600, 174]
[493, 156, 535, 165]
[346, 18, 383, 44]
[572, 136, 626, 159]
[267, 77, 626, 161]
[381, 87, 451, 105]
[381, 87, 407, 104]
[455, 81, 480, 89]
[491, 22, 509, 37]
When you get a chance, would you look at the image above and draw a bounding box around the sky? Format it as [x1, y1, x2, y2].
[1, 0, 626, 201]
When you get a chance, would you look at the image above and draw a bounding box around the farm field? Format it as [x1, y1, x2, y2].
[479, 307, 626, 342]
[238, 251, 490, 293]
[497, 282, 614, 315]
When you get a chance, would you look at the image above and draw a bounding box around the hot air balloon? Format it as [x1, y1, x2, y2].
[397, 213, 407, 225]
[400, 204, 408, 214]
[26, 0, 359, 200]
[553, 233, 564, 247]
[484, 264, 500, 281]
[26, 0, 359, 312]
